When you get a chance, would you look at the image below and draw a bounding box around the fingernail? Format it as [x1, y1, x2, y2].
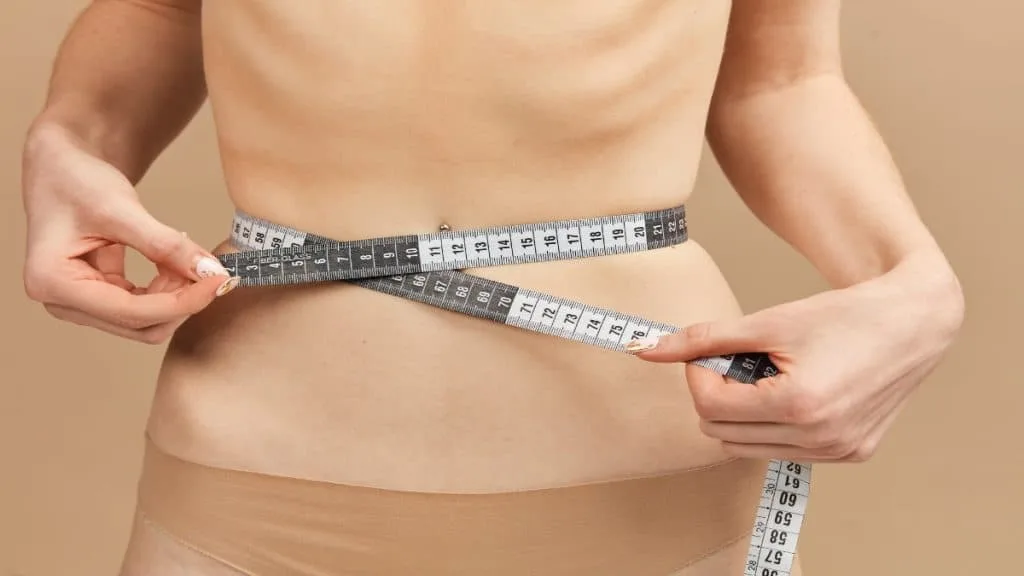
[624, 335, 661, 354]
[215, 276, 240, 297]
[195, 256, 229, 279]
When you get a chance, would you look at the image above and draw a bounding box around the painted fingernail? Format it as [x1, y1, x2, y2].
[215, 276, 240, 297]
[624, 335, 661, 354]
[195, 256, 229, 279]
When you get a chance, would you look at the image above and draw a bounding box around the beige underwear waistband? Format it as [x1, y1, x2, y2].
[137, 436, 767, 576]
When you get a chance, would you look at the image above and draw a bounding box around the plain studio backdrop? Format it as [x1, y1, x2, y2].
[1, 1, 1021, 575]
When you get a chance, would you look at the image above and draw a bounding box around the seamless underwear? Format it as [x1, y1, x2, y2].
[137, 436, 768, 576]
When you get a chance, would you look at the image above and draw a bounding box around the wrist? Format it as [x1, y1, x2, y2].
[26, 101, 139, 181]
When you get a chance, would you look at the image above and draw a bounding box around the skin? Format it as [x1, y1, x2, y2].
[21, 0, 964, 574]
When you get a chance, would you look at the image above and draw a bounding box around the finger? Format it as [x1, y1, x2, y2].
[717, 442, 844, 462]
[716, 386, 916, 462]
[628, 312, 782, 364]
[685, 362, 789, 423]
[49, 271, 231, 330]
[824, 361, 935, 461]
[700, 409, 862, 449]
[700, 376, 899, 448]
[83, 244, 137, 291]
[99, 203, 230, 282]
[103, 274, 137, 292]
[44, 303, 185, 345]
[86, 244, 126, 277]
[147, 264, 192, 294]
[843, 391, 915, 463]
[700, 420, 791, 446]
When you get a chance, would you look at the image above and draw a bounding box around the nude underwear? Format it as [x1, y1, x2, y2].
[136, 436, 768, 575]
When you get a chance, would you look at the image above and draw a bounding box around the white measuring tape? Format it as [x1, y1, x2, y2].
[219, 205, 810, 575]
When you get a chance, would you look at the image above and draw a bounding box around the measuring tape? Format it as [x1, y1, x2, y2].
[217, 205, 810, 576]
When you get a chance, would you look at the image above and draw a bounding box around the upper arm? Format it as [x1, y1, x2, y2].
[710, 0, 843, 107]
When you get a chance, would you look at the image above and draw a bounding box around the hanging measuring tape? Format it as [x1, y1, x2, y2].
[217, 205, 810, 576]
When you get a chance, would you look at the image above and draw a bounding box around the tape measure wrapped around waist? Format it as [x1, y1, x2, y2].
[218, 204, 810, 576]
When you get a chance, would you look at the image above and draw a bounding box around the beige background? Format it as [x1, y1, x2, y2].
[2, 1, 1021, 575]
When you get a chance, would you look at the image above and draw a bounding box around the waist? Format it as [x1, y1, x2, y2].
[149, 202, 743, 491]
[216, 130, 703, 245]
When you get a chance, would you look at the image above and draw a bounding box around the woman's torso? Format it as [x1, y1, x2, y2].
[148, 0, 746, 493]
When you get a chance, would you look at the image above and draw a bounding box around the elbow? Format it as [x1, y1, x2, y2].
[932, 264, 966, 358]
[905, 248, 967, 343]
[922, 246, 966, 336]
[704, 86, 746, 148]
[703, 100, 749, 165]
[939, 264, 966, 339]
[114, 0, 203, 18]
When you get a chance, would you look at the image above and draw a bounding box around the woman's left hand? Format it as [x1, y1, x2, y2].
[629, 253, 964, 463]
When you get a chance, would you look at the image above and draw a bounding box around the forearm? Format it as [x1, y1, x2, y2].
[27, 0, 206, 183]
[706, 73, 947, 289]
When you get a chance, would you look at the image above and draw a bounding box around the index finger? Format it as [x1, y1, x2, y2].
[51, 275, 228, 330]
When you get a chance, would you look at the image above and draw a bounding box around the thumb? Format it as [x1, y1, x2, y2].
[104, 200, 230, 282]
[627, 313, 776, 363]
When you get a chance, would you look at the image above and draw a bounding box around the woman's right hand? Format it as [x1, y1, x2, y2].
[21, 124, 239, 344]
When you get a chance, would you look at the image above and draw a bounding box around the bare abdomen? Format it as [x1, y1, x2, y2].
[199, 0, 730, 231]
[149, 237, 745, 492]
[149, 0, 744, 492]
